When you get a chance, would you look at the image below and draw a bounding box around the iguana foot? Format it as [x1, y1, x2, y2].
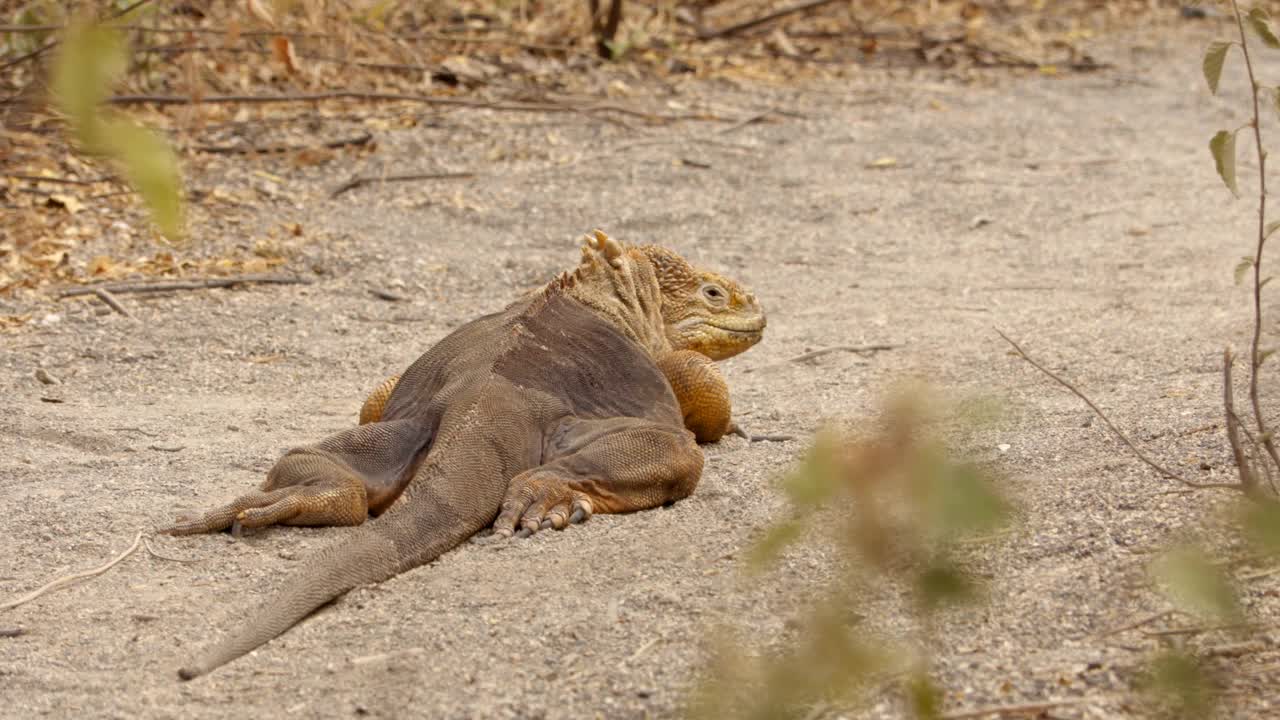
[492, 471, 595, 539]
[159, 458, 369, 535]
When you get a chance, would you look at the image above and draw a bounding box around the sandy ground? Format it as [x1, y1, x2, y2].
[3, 23, 1279, 719]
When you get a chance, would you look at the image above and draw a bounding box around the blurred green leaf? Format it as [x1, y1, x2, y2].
[780, 433, 841, 508]
[1248, 8, 1280, 49]
[103, 119, 183, 239]
[1145, 651, 1217, 720]
[51, 20, 183, 239]
[1241, 497, 1280, 556]
[1235, 255, 1255, 285]
[917, 560, 976, 611]
[1203, 41, 1231, 94]
[917, 450, 1009, 540]
[52, 22, 126, 149]
[1266, 220, 1280, 238]
[906, 672, 942, 720]
[1154, 546, 1241, 622]
[1209, 130, 1238, 196]
[747, 517, 805, 573]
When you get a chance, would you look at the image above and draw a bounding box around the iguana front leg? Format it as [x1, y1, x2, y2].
[655, 349, 734, 443]
[492, 417, 703, 538]
[359, 353, 735, 443]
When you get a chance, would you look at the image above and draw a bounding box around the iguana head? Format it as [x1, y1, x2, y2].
[558, 231, 765, 361]
[638, 244, 765, 361]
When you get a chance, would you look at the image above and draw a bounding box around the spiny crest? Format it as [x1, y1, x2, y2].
[580, 228, 626, 270]
[638, 244, 698, 293]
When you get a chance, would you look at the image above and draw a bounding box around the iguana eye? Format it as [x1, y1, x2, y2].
[701, 284, 727, 305]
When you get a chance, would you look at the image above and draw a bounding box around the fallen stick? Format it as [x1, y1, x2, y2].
[0, 628, 23, 638]
[996, 329, 1241, 492]
[696, 0, 845, 40]
[106, 91, 703, 124]
[939, 697, 1092, 719]
[744, 344, 899, 373]
[191, 132, 373, 155]
[57, 274, 312, 298]
[1, 532, 142, 611]
[331, 171, 476, 198]
[92, 288, 134, 318]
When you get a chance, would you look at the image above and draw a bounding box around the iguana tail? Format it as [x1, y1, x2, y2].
[176, 494, 494, 680]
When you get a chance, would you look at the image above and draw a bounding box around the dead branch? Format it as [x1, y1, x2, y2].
[190, 132, 372, 155]
[104, 91, 702, 124]
[1096, 609, 1178, 639]
[92, 288, 133, 318]
[696, 0, 846, 40]
[744, 344, 899, 373]
[5, 174, 113, 186]
[0, 531, 142, 611]
[57, 274, 312, 298]
[142, 537, 198, 563]
[996, 329, 1243, 492]
[0, 628, 23, 638]
[939, 698, 1091, 720]
[330, 171, 476, 199]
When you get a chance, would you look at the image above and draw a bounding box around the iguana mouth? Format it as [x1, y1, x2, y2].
[705, 320, 766, 335]
[677, 316, 766, 334]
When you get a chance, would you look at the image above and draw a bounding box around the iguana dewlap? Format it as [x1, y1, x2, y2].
[160, 232, 765, 679]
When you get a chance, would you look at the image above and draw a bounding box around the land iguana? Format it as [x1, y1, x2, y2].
[161, 231, 765, 679]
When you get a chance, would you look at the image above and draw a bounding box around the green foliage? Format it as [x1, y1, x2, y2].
[1203, 41, 1232, 95]
[1153, 546, 1241, 623]
[1234, 255, 1254, 285]
[1247, 7, 1280, 49]
[52, 22, 183, 240]
[688, 388, 1011, 718]
[1241, 496, 1280, 554]
[1143, 651, 1218, 720]
[906, 672, 943, 720]
[1209, 129, 1239, 197]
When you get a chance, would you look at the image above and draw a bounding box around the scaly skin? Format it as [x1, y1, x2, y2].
[357, 243, 764, 439]
[160, 232, 766, 679]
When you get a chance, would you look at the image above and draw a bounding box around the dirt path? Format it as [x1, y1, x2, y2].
[3, 25, 1277, 719]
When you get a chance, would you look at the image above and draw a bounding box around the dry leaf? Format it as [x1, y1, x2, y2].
[245, 0, 274, 26]
[272, 36, 302, 74]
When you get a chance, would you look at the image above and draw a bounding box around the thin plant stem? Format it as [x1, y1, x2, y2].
[1229, 0, 1280, 476]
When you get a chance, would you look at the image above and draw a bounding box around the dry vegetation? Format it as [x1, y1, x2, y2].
[0, 0, 1210, 308]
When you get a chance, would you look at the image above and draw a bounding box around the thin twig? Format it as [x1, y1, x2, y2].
[697, 0, 846, 40]
[939, 697, 1092, 719]
[57, 274, 312, 298]
[92, 288, 133, 318]
[190, 132, 372, 155]
[1224, 349, 1257, 492]
[142, 537, 198, 563]
[1096, 609, 1177, 639]
[744, 344, 899, 373]
[104, 91, 703, 124]
[5, 174, 112, 186]
[0, 628, 23, 638]
[330, 171, 475, 198]
[996, 329, 1242, 491]
[0, 531, 142, 610]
